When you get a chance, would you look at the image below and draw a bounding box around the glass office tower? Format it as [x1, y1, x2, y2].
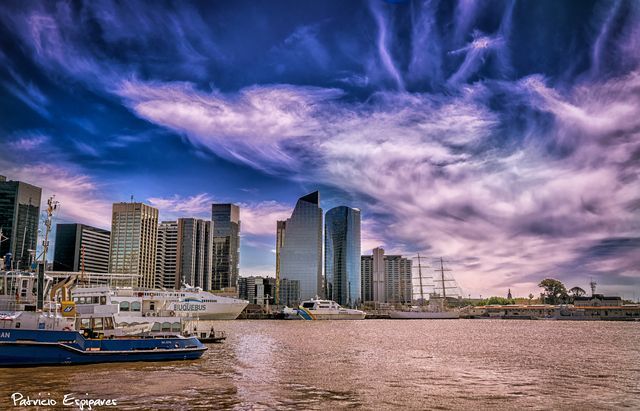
[211, 204, 240, 290]
[325, 206, 361, 307]
[0, 176, 42, 270]
[277, 191, 323, 303]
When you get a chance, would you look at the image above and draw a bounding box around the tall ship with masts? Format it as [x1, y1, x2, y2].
[389, 256, 461, 319]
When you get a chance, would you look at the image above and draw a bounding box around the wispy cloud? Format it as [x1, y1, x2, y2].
[0, 160, 112, 230]
[118, 70, 640, 296]
[147, 193, 213, 220]
[1, 1, 638, 296]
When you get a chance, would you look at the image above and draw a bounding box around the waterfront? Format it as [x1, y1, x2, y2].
[1, 320, 639, 410]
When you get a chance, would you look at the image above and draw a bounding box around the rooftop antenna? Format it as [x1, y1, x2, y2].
[590, 278, 597, 296]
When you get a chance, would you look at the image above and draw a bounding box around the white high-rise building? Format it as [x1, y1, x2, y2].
[361, 248, 412, 304]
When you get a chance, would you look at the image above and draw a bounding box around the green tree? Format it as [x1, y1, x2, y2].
[538, 278, 568, 304]
[569, 287, 586, 297]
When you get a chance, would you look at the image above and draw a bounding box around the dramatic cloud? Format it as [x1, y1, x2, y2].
[1, 1, 638, 297]
[147, 194, 291, 237]
[119, 73, 640, 296]
[0, 159, 112, 230]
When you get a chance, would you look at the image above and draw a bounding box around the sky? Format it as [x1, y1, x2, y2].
[0, 0, 639, 299]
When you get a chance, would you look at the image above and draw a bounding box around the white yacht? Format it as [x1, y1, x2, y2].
[295, 297, 366, 320]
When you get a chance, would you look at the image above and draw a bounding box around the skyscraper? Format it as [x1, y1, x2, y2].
[361, 247, 385, 302]
[53, 223, 110, 273]
[156, 221, 178, 288]
[109, 202, 159, 288]
[277, 191, 323, 303]
[385, 255, 413, 304]
[275, 220, 286, 305]
[325, 206, 361, 307]
[177, 218, 213, 290]
[361, 248, 412, 304]
[0, 175, 42, 270]
[211, 204, 240, 290]
[156, 218, 213, 290]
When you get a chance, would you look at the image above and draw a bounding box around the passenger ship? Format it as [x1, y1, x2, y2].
[47, 270, 248, 323]
[71, 285, 244, 338]
[72, 285, 249, 322]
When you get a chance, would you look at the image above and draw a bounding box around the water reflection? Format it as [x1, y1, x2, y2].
[1, 320, 639, 410]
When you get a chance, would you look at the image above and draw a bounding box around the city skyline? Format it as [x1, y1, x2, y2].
[1, 2, 639, 298]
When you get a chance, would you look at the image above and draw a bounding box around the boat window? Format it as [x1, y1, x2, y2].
[0, 277, 4, 295]
[119, 322, 128, 327]
[131, 301, 141, 312]
[150, 302, 155, 311]
[171, 322, 181, 332]
[93, 297, 100, 304]
[80, 318, 91, 329]
[100, 296, 107, 305]
[93, 318, 104, 330]
[161, 322, 171, 332]
[302, 302, 315, 308]
[151, 322, 161, 332]
[120, 301, 130, 312]
[21, 279, 28, 298]
[104, 317, 114, 330]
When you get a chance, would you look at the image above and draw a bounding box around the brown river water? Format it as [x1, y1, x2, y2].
[1, 320, 639, 410]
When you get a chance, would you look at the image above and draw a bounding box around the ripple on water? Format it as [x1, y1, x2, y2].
[0, 320, 639, 410]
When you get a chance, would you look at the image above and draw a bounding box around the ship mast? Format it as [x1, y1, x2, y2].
[433, 257, 455, 300]
[412, 254, 430, 304]
[37, 196, 58, 310]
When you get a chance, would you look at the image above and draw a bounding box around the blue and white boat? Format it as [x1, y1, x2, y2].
[0, 328, 207, 366]
[0, 270, 207, 367]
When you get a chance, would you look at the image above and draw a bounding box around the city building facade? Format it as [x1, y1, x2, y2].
[0, 176, 42, 270]
[53, 223, 110, 273]
[108, 202, 159, 288]
[324, 206, 361, 307]
[177, 218, 213, 290]
[156, 219, 213, 290]
[276, 191, 323, 304]
[238, 276, 276, 306]
[211, 204, 240, 290]
[156, 221, 178, 289]
[361, 248, 413, 304]
[279, 279, 301, 308]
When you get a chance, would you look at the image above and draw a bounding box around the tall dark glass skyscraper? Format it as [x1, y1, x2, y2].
[325, 206, 361, 307]
[211, 204, 240, 290]
[53, 223, 110, 273]
[0, 176, 42, 270]
[277, 191, 323, 303]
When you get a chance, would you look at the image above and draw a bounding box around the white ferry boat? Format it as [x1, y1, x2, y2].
[72, 285, 248, 322]
[295, 297, 366, 320]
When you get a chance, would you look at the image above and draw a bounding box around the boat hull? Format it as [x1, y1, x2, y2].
[311, 313, 367, 320]
[389, 311, 459, 319]
[0, 329, 206, 367]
